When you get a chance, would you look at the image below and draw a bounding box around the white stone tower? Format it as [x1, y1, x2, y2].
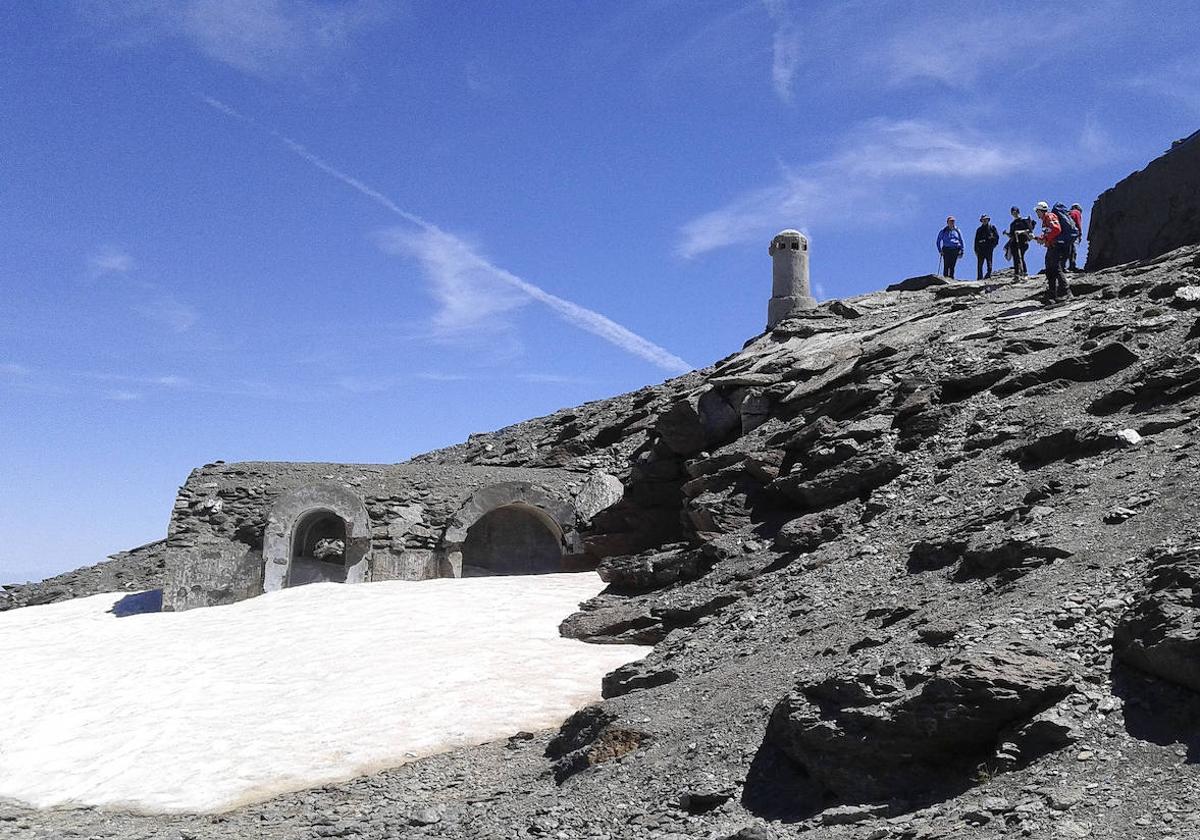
[767, 229, 816, 329]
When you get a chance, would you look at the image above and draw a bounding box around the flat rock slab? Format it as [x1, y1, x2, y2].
[886, 274, 951, 292]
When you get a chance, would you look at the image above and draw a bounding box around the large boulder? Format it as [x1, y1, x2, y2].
[574, 472, 624, 521]
[656, 389, 740, 455]
[1114, 540, 1200, 694]
[1087, 131, 1200, 271]
[765, 639, 1075, 803]
[597, 546, 709, 594]
[772, 453, 903, 511]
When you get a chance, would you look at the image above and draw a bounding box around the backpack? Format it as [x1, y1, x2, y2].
[1052, 203, 1080, 243]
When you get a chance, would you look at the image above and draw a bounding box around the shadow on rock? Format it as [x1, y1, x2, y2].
[741, 737, 826, 822]
[1111, 661, 1200, 763]
[109, 588, 163, 617]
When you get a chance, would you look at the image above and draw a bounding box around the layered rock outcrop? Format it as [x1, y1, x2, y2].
[1087, 130, 1200, 271]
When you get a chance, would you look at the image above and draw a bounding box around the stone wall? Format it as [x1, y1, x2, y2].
[1087, 130, 1200, 271]
[163, 461, 622, 611]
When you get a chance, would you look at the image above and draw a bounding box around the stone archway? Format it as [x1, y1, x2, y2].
[263, 483, 371, 592]
[461, 503, 564, 576]
[441, 482, 583, 578]
[287, 508, 351, 586]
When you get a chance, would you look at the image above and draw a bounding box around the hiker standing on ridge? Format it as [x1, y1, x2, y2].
[1034, 200, 1071, 302]
[936, 216, 965, 278]
[1068, 202, 1085, 271]
[974, 214, 1000, 280]
[1006, 206, 1035, 278]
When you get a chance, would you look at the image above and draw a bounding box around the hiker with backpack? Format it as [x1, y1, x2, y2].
[936, 216, 965, 278]
[974, 214, 1000, 280]
[1005, 206, 1035, 278]
[1034, 200, 1078, 302]
[1068, 202, 1084, 271]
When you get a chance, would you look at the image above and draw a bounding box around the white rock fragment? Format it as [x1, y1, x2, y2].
[1116, 428, 1143, 446]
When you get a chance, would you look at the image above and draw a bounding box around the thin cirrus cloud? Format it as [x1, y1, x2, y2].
[202, 96, 692, 375]
[1, 362, 31, 377]
[677, 118, 1036, 258]
[76, 0, 390, 79]
[81, 248, 202, 333]
[877, 10, 1101, 91]
[133, 295, 201, 333]
[761, 0, 800, 102]
[88, 247, 135, 276]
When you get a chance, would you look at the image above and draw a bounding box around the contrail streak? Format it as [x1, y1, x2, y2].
[201, 95, 692, 374]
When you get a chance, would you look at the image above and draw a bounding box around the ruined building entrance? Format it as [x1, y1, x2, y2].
[287, 509, 351, 587]
[460, 503, 564, 577]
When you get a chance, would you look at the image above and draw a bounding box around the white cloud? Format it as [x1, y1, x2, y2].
[880, 15, 1071, 90]
[104, 390, 142, 402]
[762, 0, 800, 102]
[77, 371, 191, 389]
[88, 247, 135, 276]
[378, 225, 692, 374]
[517, 373, 593, 385]
[1078, 113, 1125, 163]
[335, 376, 392, 394]
[416, 372, 473, 382]
[134, 296, 200, 333]
[78, 0, 389, 79]
[378, 226, 531, 342]
[1123, 59, 1200, 117]
[678, 118, 1036, 258]
[0, 363, 31, 377]
[201, 97, 692, 374]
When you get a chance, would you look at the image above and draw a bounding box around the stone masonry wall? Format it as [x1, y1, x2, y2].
[164, 461, 620, 610]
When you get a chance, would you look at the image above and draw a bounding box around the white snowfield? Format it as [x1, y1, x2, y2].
[0, 574, 645, 814]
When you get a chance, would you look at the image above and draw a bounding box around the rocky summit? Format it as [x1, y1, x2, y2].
[6, 246, 1200, 838]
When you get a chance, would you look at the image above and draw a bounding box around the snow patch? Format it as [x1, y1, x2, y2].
[0, 574, 645, 814]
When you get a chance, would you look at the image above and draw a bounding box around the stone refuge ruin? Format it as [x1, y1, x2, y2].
[4, 136, 1200, 840]
[164, 462, 624, 611]
[161, 222, 821, 612]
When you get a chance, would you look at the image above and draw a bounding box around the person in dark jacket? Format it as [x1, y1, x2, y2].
[974, 214, 1000, 279]
[1068, 203, 1084, 271]
[936, 216, 965, 278]
[1006, 206, 1035, 278]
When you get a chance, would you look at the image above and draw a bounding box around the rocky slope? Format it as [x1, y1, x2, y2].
[0, 539, 167, 612]
[5, 245, 1200, 840]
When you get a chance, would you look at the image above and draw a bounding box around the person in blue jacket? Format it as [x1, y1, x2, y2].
[936, 216, 965, 278]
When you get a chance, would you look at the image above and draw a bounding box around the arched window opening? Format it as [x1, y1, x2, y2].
[461, 503, 564, 577]
[287, 509, 350, 587]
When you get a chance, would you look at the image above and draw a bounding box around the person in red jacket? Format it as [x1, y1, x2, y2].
[1034, 201, 1070, 302]
[1068, 203, 1084, 271]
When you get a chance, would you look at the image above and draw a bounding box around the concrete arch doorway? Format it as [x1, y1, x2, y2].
[288, 508, 351, 587]
[460, 503, 565, 577]
[263, 483, 371, 593]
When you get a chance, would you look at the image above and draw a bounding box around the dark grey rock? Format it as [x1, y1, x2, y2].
[765, 638, 1075, 803]
[1114, 539, 1200, 693]
[886, 274, 951, 292]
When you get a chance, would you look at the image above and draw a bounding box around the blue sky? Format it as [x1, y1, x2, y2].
[2, 0, 1198, 582]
